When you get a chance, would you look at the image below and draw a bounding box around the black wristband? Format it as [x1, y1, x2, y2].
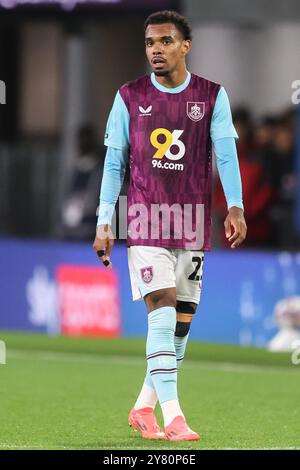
[97, 250, 105, 258]
[103, 259, 110, 267]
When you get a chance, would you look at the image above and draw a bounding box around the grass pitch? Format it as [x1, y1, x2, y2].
[0, 332, 299, 450]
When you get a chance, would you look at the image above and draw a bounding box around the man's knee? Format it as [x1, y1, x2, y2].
[145, 288, 177, 312]
[176, 301, 197, 315]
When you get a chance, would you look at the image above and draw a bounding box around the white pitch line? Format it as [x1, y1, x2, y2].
[6, 349, 299, 375]
[0, 443, 69, 449]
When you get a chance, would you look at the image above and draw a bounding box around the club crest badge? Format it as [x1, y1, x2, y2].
[187, 102, 205, 121]
[140, 266, 154, 283]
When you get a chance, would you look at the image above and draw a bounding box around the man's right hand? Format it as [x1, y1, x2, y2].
[93, 224, 114, 268]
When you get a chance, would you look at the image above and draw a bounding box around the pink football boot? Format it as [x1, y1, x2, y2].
[165, 416, 201, 441]
[128, 407, 166, 439]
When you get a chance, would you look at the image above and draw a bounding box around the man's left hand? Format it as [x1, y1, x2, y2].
[224, 207, 247, 249]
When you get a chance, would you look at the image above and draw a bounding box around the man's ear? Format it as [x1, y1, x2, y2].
[182, 40, 192, 57]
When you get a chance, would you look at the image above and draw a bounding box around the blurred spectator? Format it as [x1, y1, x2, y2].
[60, 124, 130, 241]
[232, 107, 253, 143]
[253, 115, 278, 154]
[214, 107, 274, 248]
[60, 124, 105, 241]
[266, 117, 297, 248]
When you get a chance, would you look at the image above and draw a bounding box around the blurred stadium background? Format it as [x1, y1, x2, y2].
[0, 0, 300, 450]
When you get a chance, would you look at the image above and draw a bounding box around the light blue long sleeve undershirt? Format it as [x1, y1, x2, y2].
[214, 137, 243, 210]
[97, 137, 243, 226]
[97, 146, 127, 225]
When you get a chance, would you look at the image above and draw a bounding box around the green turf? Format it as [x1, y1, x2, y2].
[0, 332, 299, 450]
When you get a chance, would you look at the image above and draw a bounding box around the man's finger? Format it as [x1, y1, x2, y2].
[224, 218, 232, 238]
[101, 255, 112, 268]
[96, 248, 112, 268]
[231, 234, 243, 248]
[229, 231, 240, 242]
[96, 249, 108, 262]
[228, 221, 240, 242]
[231, 225, 246, 248]
[106, 240, 114, 258]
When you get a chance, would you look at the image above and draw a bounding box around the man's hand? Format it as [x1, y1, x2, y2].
[224, 207, 247, 249]
[93, 224, 114, 268]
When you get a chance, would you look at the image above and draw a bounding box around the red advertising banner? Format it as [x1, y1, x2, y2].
[57, 265, 121, 337]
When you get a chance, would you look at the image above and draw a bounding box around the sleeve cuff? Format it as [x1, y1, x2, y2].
[227, 201, 244, 211]
[97, 201, 115, 226]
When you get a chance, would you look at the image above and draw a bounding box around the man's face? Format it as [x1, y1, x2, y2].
[145, 23, 191, 76]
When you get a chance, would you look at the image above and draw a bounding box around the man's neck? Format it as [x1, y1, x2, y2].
[153, 66, 188, 89]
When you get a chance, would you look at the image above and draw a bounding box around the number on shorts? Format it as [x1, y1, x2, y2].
[188, 256, 202, 281]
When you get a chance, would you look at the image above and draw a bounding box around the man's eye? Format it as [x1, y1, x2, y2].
[163, 40, 171, 45]
[146, 42, 152, 47]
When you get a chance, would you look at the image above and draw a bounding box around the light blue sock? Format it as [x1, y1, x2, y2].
[145, 306, 177, 404]
[144, 332, 190, 391]
[144, 333, 189, 390]
[174, 333, 190, 368]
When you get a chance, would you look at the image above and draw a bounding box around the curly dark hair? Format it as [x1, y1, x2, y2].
[144, 10, 192, 41]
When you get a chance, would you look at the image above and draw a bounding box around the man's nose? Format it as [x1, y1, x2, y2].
[152, 43, 163, 55]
